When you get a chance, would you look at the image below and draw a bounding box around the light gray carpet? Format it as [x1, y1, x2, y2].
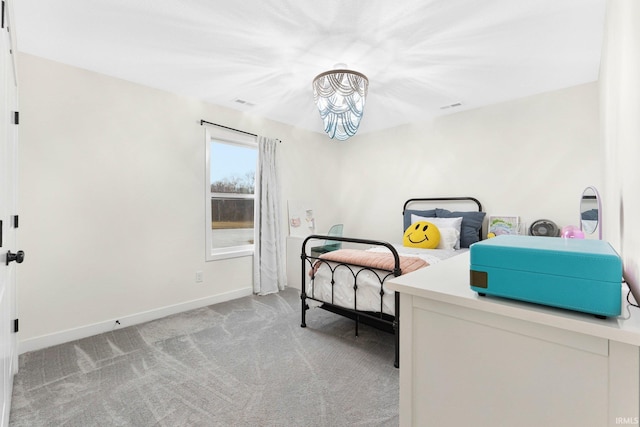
[9, 288, 399, 426]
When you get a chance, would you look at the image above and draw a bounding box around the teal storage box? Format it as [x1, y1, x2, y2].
[470, 235, 622, 317]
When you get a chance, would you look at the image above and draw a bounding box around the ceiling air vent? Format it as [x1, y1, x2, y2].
[440, 102, 462, 110]
[234, 99, 255, 107]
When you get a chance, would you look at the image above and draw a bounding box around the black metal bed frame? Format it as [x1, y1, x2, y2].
[299, 197, 483, 369]
[300, 236, 402, 367]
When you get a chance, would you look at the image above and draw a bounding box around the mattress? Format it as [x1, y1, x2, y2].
[307, 245, 464, 316]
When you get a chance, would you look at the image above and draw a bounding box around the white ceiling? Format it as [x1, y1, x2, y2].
[13, 0, 606, 137]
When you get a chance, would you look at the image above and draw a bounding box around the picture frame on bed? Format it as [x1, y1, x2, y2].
[488, 215, 520, 236]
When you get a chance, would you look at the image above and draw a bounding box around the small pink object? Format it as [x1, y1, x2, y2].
[561, 225, 585, 239]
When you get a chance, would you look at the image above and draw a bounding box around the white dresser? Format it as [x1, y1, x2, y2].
[387, 252, 640, 427]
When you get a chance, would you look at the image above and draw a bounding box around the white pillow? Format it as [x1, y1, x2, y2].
[436, 227, 461, 251]
[411, 214, 463, 250]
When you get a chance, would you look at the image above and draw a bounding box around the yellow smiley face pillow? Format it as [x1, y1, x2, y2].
[403, 221, 441, 249]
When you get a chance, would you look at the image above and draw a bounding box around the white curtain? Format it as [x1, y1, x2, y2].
[253, 136, 286, 295]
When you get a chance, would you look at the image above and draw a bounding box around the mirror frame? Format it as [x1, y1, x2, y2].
[580, 186, 602, 240]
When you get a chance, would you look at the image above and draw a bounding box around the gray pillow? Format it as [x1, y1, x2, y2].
[403, 209, 436, 232]
[435, 208, 486, 248]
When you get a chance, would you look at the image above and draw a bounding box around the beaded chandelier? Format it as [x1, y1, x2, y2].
[312, 67, 369, 141]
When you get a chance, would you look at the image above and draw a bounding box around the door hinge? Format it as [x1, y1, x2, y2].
[0, 219, 3, 247]
[13, 215, 18, 228]
[13, 111, 19, 125]
[13, 319, 18, 333]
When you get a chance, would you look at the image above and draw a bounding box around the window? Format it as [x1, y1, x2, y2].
[205, 127, 258, 260]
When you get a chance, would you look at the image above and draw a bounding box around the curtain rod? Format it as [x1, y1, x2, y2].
[200, 120, 281, 143]
[200, 120, 257, 137]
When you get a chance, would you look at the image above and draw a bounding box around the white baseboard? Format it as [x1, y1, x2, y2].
[18, 287, 253, 354]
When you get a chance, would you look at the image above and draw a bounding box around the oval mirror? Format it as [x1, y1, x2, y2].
[580, 186, 602, 239]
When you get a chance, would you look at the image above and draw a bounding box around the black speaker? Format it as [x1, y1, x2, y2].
[529, 219, 559, 237]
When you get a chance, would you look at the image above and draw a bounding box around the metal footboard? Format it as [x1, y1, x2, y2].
[300, 235, 402, 368]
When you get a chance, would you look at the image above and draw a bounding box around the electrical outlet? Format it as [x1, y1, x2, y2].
[195, 271, 203, 283]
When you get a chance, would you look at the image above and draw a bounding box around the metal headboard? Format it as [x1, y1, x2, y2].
[402, 197, 484, 242]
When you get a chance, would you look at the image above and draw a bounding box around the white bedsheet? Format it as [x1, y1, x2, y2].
[306, 244, 465, 316]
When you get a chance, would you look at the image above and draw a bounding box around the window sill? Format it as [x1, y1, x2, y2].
[207, 249, 254, 262]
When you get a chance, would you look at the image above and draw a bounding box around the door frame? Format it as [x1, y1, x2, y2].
[1, 0, 20, 425]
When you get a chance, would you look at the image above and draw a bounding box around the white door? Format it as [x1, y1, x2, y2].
[1, 1, 20, 425]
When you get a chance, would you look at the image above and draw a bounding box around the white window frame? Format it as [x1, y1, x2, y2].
[204, 127, 258, 261]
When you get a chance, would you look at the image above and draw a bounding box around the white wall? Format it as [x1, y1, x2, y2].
[17, 53, 341, 351]
[16, 46, 605, 352]
[336, 83, 602, 242]
[600, 0, 640, 300]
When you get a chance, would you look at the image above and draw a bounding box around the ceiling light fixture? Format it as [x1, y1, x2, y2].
[312, 65, 368, 141]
